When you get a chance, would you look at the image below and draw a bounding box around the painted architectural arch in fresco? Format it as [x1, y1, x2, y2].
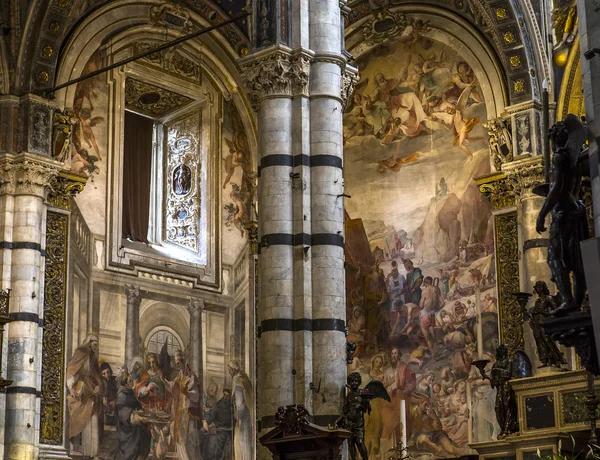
[344, 33, 500, 457]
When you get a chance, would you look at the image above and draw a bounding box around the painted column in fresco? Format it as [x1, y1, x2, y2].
[124, 284, 141, 366]
[0, 154, 60, 460]
[308, 0, 347, 422]
[188, 298, 204, 378]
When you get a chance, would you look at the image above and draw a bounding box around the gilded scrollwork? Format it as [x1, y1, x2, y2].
[40, 211, 69, 445]
[47, 171, 87, 211]
[476, 173, 516, 210]
[494, 211, 523, 356]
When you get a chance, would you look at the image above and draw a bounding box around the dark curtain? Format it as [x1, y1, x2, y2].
[122, 111, 154, 243]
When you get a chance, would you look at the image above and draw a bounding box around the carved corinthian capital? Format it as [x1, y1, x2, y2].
[239, 47, 313, 110]
[0, 153, 61, 198]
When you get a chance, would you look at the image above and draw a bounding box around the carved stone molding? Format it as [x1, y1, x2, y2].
[483, 117, 513, 171]
[150, 3, 192, 32]
[239, 48, 314, 110]
[362, 9, 408, 45]
[342, 65, 360, 110]
[244, 221, 259, 256]
[47, 171, 87, 211]
[0, 153, 61, 198]
[125, 78, 193, 119]
[133, 43, 202, 84]
[503, 157, 545, 200]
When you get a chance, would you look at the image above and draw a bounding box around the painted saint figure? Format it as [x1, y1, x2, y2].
[403, 259, 423, 305]
[66, 334, 103, 458]
[228, 360, 253, 460]
[202, 389, 234, 460]
[170, 350, 202, 459]
[114, 371, 152, 460]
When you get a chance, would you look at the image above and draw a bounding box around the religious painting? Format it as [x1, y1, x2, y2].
[344, 34, 500, 457]
[222, 100, 255, 263]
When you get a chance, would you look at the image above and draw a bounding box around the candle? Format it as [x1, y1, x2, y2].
[400, 399, 407, 448]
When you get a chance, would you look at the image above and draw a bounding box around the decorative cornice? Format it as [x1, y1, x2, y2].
[47, 171, 87, 211]
[503, 156, 545, 199]
[239, 47, 315, 110]
[0, 153, 62, 198]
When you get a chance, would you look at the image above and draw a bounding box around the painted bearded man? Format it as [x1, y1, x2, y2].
[66, 334, 103, 458]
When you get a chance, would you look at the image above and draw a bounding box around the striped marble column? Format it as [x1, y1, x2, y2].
[241, 47, 298, 429]
[308, 0, 349, 423]
[0, 153, 60, 460]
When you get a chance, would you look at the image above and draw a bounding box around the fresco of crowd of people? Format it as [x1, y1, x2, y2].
[66, 334, 252, 459]
[347, 256, 499, 458]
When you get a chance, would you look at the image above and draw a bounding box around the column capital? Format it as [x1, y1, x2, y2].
[503, 156, 545, 200]
[239, 46, 314, 110]
[47, 171, 87, 211]
[188, 298, 205, 315]
[0, 153, 62, 198]
[124, 284, 142, 306]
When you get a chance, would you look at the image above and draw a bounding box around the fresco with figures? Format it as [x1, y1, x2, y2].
[59, 50, 253, 459]
[344, 34, 500, 458]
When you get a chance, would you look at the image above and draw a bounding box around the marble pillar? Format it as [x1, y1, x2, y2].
[0, 153, 60, 460]
[124, 284, 141, 366]
[308, 0, 347, 422]
[188, 298, 204, 378]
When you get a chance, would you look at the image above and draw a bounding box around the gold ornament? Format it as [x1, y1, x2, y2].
[496, 8, 507, 19]
[504, 31, 515, 43]
[49, 22, 60, 32]
[39, 71, 49, 82]
[513, 79, 525, 94]
[509, 56, 521, 67]
[42, 46, 53, 57]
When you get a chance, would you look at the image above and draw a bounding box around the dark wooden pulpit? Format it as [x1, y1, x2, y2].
[259, 405, 351, 460]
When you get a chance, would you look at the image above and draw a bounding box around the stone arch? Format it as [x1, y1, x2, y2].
[15, 0, 250, 94]
[140, 300, 190, 350]
[345, 4, 508, 119]
[345, 0, 543, 105]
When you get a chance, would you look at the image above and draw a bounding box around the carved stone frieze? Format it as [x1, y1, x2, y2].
[0, 153, 61, 198]
[503, 157, 545, 200]
[361, 9, 409, 45]
[150, 3, 192, 32]
[125, 78, 193, 119]
[133, 43, 202, 83]
[40, 210, 69, 445]
[240, 49, 313, 110]
[47, 171, 87, 210]
[342, 65, 360, 110]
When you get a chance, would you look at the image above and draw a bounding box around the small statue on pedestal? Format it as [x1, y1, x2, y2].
[336, 372, 390, 460]
[536, 115, 589, 316]
[479, 345, 519, 437]
[528, 281, 567, 368]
